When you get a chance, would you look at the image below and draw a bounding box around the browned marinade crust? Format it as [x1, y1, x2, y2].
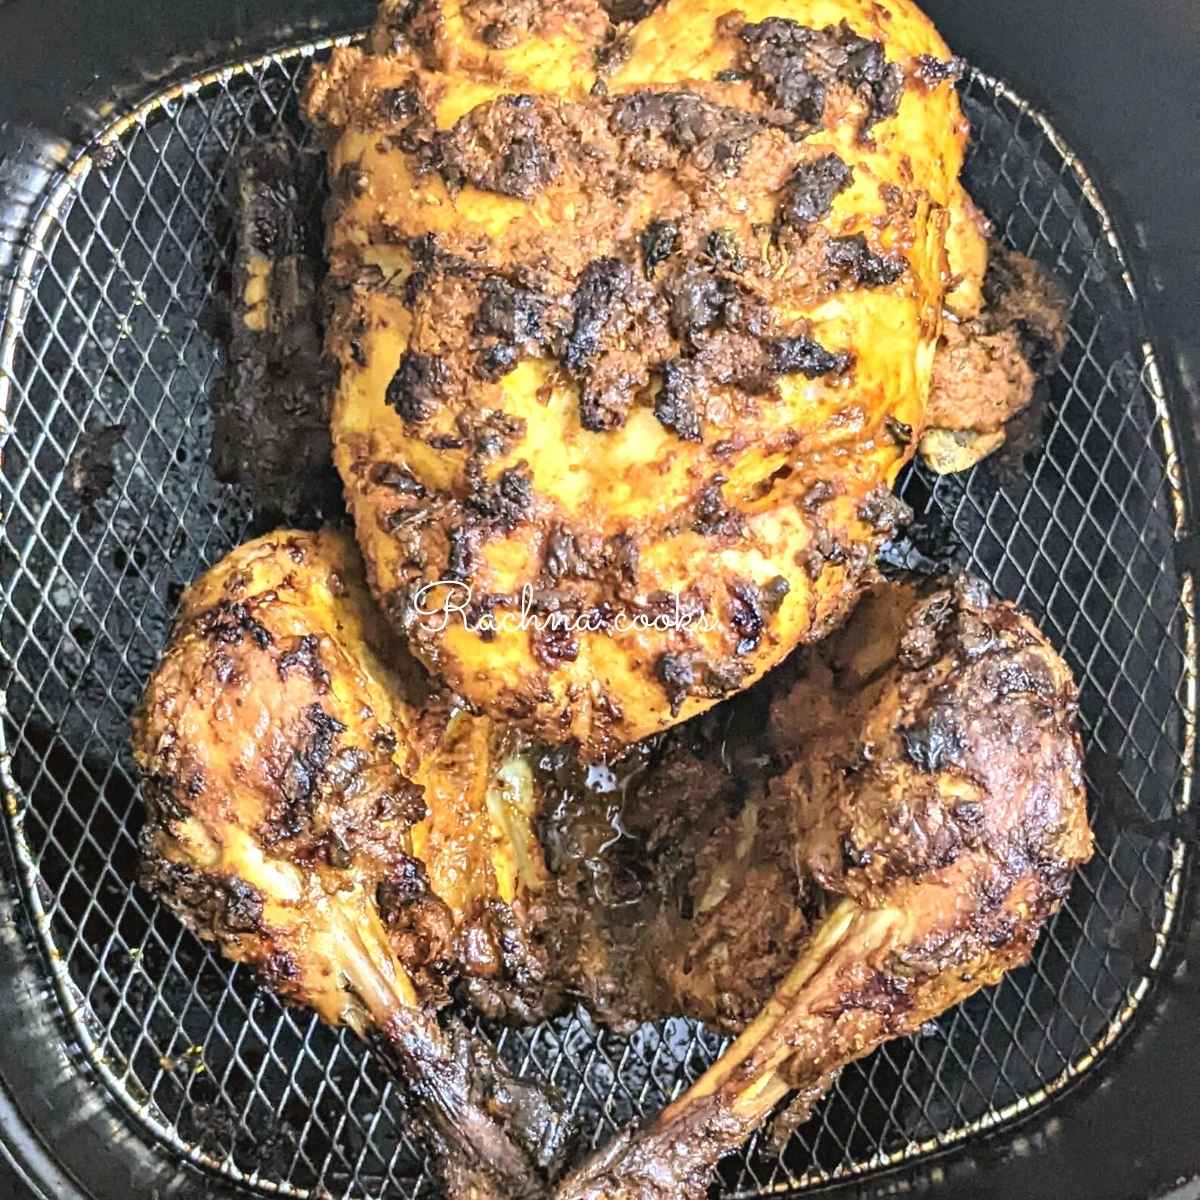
[525, 574, 1088, 1047]
[366, 0, 613, 65]
[304, 0, 987, 752]
[779, 576, 1089, 916]
[131, 529, 549, 1011]
[731, 15, 906, 134]
[133, 532, 431, 992]
[935, 246, 1068, 426]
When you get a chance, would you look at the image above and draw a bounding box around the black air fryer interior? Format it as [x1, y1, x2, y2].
[1, 3, 1197, 1199]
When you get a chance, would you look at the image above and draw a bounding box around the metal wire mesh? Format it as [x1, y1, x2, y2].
[0, 38, 1192, 1200]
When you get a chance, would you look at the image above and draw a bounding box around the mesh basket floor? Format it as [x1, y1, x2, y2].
[0, 37, 1193, 1200]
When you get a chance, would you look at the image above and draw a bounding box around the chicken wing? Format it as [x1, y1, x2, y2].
[211, 141, 341, 523]
[921, 240, 1068, 474]
[303, 0, 987, 753]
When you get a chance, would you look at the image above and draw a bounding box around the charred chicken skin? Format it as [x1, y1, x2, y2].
[134, 531, 1090, 1198]
[303, 0, 991, 754]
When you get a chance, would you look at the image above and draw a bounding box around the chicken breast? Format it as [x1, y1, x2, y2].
[304, 0, 986, 754]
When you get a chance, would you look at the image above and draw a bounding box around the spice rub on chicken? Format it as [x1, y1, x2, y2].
[303, 0, 989, 753]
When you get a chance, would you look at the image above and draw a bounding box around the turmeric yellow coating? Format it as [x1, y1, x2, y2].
[305, 0, 986, 754]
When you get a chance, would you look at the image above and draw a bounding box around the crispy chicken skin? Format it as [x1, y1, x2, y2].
[131, 530, 569, 1197]
[303, 0, 987, 753]
[555, 575, 1092, 1199]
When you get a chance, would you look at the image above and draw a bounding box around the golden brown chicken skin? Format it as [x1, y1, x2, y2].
[304, 0, 987, 754]
[134, 530, 429, 1010]
[555, 575, 1093, 1199]
[131, 528, 541, 1007]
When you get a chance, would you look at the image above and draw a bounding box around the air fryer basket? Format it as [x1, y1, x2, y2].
[0, 18, 1196, 1200]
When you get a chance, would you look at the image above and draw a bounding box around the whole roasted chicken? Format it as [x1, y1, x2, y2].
[134, 0, 1086, 1193]
[303, 0, 994, 753]
[133, 531, 1091, 1198]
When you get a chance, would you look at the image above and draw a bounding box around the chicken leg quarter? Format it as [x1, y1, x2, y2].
[554, 578, 1092, 1198]
[134, 531, 1090, 1198]
[131, 530, 570, 1198]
